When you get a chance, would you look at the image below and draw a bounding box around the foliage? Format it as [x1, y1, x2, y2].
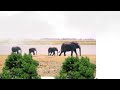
[56, 56, 96, 79]
[0, 53, 41, 79]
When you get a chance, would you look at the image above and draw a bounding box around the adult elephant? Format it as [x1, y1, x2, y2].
[11, 46, 22, 54]
[48, 47, 58, 56]
[59, 42, 81, 57]
[29, 48, 37, 55]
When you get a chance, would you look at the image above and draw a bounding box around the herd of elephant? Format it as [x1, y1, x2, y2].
[11, 42, 81, 57]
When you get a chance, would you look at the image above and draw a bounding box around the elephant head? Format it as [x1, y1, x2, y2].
[33, 48, 37, 55]
[34, 48, 37, 55]
[71, 42, 81, 56]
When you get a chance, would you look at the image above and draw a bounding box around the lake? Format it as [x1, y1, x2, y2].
[0, 44, 96, 55]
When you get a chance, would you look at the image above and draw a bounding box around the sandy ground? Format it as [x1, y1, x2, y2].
[0, 54, 96, 77]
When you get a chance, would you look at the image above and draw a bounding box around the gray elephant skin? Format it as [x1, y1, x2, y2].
[59, 42, 81, 56]
[48, 47, 58, 56]
[29, 48, 37, 55]
[11, 46, 22, 54]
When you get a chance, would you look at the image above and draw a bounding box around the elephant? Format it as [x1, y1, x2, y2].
[59, 42, 81, 57]
[11, 46, 22, 54]
[29, 48, 37, 55]
[48, 47, 58, 56]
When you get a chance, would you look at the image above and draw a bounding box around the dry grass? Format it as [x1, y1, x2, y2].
[0, 55, 7, 73]
[0, 54, 96, 77]
[22, 40, 96, 45]
[33, 54, 96, 77]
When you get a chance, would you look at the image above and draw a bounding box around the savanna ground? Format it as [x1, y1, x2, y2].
[0, 54, 96, 77]
[0, 39, 96, 77]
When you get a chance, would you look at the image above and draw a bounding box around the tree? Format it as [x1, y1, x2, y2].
[0, 53, 41, 79]
[56, 56, 96, 79]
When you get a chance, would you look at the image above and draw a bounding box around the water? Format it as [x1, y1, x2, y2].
[0, 45, 96, 55]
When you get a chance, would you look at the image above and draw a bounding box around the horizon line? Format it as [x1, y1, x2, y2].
[0, 38, 96, 40]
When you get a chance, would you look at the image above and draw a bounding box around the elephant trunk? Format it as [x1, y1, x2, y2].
[79, 46, 81, 56]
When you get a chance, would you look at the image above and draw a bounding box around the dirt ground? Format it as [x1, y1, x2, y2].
[0, 54, 96, 77]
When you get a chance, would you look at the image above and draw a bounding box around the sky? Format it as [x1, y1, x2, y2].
[1, 11, 120, 40]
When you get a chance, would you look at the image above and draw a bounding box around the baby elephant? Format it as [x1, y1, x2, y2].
[29, 48, 37, 55]
[48, 47, 58, 56]
[11, 46, 22, 54]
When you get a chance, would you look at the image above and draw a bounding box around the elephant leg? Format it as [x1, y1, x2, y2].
[52, 51, 54, 56]
[33, 52, 35, 55]
[64, 52, 66, 56]
[52, 52, 55, 56]
[51, 52, 53, 56]
[52, 52, 54, 56]
[53, 52, 55, 56]
[71, 51, 73, 56]
[74, 50, 78, 57]
[59, 51, 62, 56]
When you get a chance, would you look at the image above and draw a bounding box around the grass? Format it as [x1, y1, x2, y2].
[0, 54, 96, 77]
[33, 54, 96, 64]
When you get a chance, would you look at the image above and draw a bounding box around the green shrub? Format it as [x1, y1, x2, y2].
[0, 53, 41, 79]
[56, 56, 96, 79]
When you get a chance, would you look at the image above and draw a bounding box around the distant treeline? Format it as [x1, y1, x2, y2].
[0, 38, 96, 41]
[39, 38, 96, 40]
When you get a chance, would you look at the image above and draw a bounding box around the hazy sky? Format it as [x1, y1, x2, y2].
[1, 11, 120, 40]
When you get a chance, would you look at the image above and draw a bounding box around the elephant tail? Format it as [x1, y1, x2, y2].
[79, 46, 81, 56]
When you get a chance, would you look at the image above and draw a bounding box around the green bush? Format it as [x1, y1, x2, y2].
[56, 56, 96, 79]
[0, 53, 41, 79]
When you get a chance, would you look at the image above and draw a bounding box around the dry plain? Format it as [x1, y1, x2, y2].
[0, 54, 96, 77]
[0, 39, 96, 77]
